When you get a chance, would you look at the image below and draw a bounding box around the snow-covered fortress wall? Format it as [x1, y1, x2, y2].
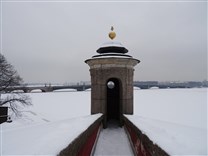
[58, 115, 103, 156]
[123, 116, 169, 156]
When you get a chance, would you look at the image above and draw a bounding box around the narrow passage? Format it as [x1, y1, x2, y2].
[94, 122, 134, 155]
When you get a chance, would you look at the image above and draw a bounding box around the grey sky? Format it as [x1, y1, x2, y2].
[1, 1, 207, 83]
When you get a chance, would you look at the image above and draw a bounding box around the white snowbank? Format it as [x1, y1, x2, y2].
[133, 86, 141, 90]
[132, 88, 207, 155]
[53, 88, 77, 92]
[2, 114, 102, 155]
[30, 89, 42, 93]
[1, 91, 92, 155]
[94, 126, 133, 155]
[134, 88, 207, 129]
[126, 115, 207, 155]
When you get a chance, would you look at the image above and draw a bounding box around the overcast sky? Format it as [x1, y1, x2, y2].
[1, 1, 207, 84]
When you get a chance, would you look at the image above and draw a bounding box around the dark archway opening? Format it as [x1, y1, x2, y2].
[106, 78, 121, 127]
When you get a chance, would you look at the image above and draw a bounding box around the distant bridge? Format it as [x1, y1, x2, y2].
[3, 84, 91, 93]
[2, 81, 205, 93]
[133, 83, 190, 89]
[133, 81, 206, 89]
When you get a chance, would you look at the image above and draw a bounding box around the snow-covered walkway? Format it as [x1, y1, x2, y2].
[94, 121, 134, 156]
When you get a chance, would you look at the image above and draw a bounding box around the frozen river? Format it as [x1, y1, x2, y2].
[1, 88, 207, 155]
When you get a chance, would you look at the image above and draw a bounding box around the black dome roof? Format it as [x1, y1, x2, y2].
[97, 46, 128, 54]
[96, 41, 128, 54]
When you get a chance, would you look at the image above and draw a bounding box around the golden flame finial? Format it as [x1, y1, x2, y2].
[109, 26, 116, 40]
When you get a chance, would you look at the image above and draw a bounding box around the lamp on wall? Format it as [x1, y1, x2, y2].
[107, 81, 115, 89]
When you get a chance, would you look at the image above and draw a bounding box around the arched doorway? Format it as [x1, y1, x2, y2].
[105, 78, 122, 127]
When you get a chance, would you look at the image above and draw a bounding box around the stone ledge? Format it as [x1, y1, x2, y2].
[58, 115, 103, 156]
[85, 57, 139, 67]
[123, 116, 169, 156]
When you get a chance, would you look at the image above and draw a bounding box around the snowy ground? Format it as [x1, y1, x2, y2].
[1, 114, 101, 155]
[1, 88, 207, 155]
[134, 88, 207, 129]
[1, 91, 93, 155]
[133, 88, 207, 155]
[126, 115, 206, 155]
[94, 121, 133, 155]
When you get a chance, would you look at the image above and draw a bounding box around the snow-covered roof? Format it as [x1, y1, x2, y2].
[100, 41, 124, 48]
[92, 53, 132, 59]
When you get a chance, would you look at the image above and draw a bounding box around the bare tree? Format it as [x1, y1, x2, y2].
[0, 53, 31, 117]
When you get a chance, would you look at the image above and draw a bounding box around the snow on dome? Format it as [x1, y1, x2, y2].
[100, 41, 124, 48]
[97, 41, 128, 54]
[92, 54, 132, 59]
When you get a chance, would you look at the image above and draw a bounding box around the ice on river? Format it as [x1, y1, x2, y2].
[1, 88, 207, 155]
